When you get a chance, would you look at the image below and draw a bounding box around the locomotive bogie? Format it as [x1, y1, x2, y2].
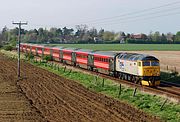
[141, 80, 160, 86]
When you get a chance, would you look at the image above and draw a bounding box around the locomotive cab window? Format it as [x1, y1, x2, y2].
[138, 62, 141, 66]
[151, 61, 159, 66]
[143, 61, 150, 66]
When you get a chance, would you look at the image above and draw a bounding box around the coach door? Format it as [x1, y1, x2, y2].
[109, 58, 115, 71]
[59, 50, 63, 62]
[71, 52, 76, 64]
[88, 54, 94, 66]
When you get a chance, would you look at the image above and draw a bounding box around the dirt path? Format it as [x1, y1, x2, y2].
[0, 56, 46, 121]
[0, 53, 160, 122]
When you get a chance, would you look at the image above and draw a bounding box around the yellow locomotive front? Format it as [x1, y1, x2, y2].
[116, 53, 160, 87]
[138, 59, 160, 86]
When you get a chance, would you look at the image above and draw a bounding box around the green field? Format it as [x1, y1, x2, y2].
[46, 44, 180, 51]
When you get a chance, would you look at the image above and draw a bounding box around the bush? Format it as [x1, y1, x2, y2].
[3, 45, 13, 51]
[43, 55, 53, 61]
[25, 53, 34, 60]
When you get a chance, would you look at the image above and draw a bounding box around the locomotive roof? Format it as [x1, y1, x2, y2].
[52, 46, 65, 49]
[91, 51, 118, 57]
[75, 49, 93, 53]
[118, 53, 159, 61]
[63, 47, 79, 51]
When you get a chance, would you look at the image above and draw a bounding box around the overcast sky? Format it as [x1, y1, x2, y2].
[0, 0, 180, 34]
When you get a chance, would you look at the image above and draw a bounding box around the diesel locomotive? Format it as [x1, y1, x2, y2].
[20, 43, 160, 86]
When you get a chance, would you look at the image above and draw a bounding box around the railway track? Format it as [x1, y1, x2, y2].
[94, 72, 180, 102]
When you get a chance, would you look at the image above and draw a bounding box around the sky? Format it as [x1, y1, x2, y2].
[0, 0, 180, 34]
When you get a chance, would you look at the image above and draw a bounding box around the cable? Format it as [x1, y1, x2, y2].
[92, 12, 180, 27]
[27, 1, 180, 29]
[69, 1, 180, 25]
[81, 6, 180, 25]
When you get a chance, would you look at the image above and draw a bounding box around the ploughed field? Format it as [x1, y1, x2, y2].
[0, 56, 46, 121]
[0, 53, 160, 122]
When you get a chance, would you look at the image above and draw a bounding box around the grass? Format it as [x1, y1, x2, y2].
[1, 50, 180, 122]
[161, 72, 180, 85]
[46, 44, 180, 51]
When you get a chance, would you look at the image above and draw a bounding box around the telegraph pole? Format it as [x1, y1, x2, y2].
[12, 21, 28, 79]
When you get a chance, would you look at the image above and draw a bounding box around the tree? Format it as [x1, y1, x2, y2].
[62, 27, 74, 43]
[152, 31, 161, 42]
[175, 31, 180, 43]
[1, 26, 9, 43]
[102, 31, 115, 42]
[160, 33, 167, 43]
[75, 24, 88, 42]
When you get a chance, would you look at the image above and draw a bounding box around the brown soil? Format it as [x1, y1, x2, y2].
[0, 56, 46, 121]
[126, 51, 180, 73]
[0, 53, 160, 122]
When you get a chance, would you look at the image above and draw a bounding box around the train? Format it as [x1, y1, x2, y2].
[20, 43, 161, 86]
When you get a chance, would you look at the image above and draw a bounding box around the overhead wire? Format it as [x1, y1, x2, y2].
[69, 0, 180, 25]
[82, 6, 180, 26]
[27, 1, 180, 29]
[92, 11, 180, 27]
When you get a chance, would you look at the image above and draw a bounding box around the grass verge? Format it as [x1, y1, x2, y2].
[161, 72, 180, 85]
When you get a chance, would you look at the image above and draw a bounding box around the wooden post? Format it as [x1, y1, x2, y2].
[63, 66, 66, 72]
[58, 65, 60, 71]
[167, 65, 168, 71]
[160, 99, 168, 111]
[94, 76, 97, 82]
[102, 79, 105, 87]
[69, 69, 72, 74]
[118, 84, 122, 97]
[54, 64, 57, 70]
[174, 67, 176, 72]
[52, 63, 54, 68]
[133, 88, 137, 97]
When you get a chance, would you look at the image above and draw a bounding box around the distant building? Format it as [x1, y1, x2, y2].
[120, 38, 125, 43]
[130, 34, 147, 40]
[166, 34, 175, 43]
[94, 37, 103, 43]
